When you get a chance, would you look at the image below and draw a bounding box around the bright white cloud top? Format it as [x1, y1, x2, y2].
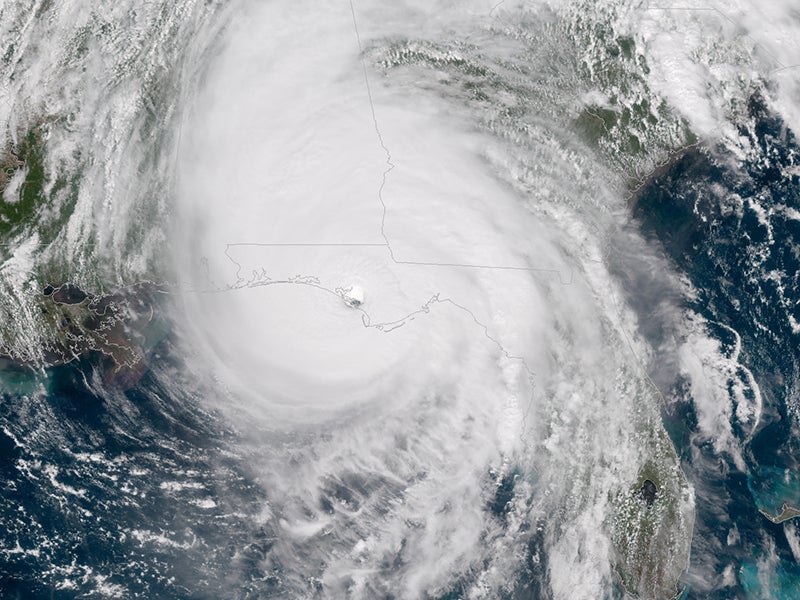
[11, 0, 800, 595]
[176, 0, 564, 426]
[171, 1, 693, 597]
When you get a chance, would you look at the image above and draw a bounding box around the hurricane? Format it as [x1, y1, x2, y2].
[1, 0, 799, 598]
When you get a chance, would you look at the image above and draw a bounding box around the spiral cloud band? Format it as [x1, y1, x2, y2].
[5, 0, 800, 595]
[177, 0, 565, 426]
[172, 0, 693, 596]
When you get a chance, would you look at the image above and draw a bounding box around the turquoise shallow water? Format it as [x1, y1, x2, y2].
[748, 467, 800, 519]
[740, 561, 800, 600]
[635, 94, 800, 599]
[1, 0, 798, 594]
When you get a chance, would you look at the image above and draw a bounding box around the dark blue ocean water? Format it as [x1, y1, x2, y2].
[634, 93, 800, 598]
[0, 343, 273, 599]
[1, 91, 798, 598]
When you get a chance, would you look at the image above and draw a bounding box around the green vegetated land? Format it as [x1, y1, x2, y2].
[0, 281, 170, 388]
[0, 120, 159, 376]
[610, 422, 691, 600]
[1, 124, 48, 238]
[569, 33, 697, 186]
[0, 119, 80, 252]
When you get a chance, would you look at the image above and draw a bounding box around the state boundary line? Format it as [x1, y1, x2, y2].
[217, 0, 574, 288]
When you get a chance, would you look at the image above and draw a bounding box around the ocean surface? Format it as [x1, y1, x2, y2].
[1, 1, 799, 598]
